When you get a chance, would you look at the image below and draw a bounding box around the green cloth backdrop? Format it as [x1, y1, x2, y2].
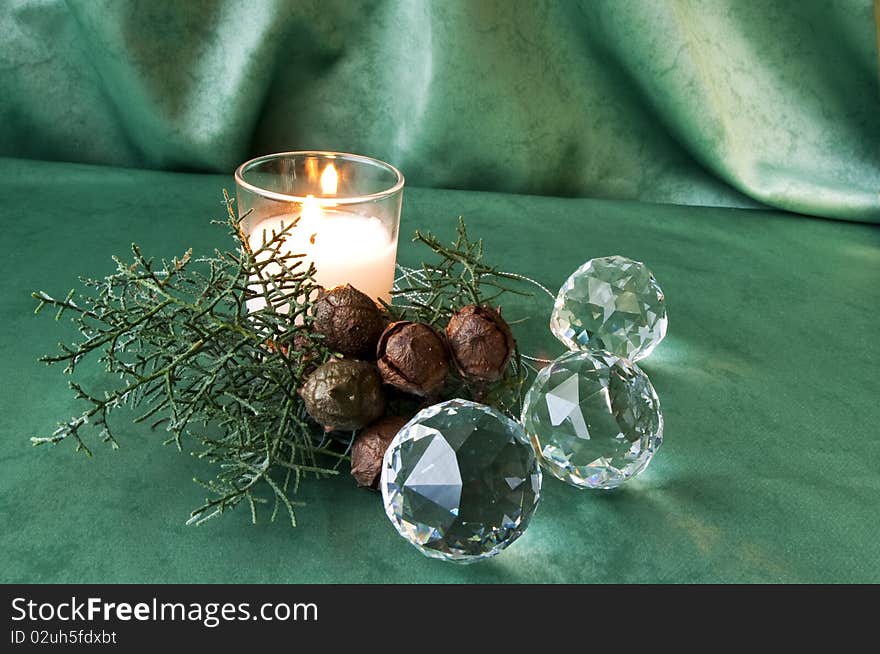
[1, 1, 879, 584]
[1, 0, 878, 220]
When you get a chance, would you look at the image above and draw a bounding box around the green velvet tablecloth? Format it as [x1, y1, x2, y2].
[1, 157, 878, 583]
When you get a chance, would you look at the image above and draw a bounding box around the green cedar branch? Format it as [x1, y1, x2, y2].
[33, 201, 533, 526]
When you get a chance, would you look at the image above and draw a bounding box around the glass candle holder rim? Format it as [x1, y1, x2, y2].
[234, 150, 405, 206]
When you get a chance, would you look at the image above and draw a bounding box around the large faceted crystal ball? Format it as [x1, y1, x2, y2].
[521, 350, 662, 490]
[380, 399, 542, 563]
[550, 255, 667, 361]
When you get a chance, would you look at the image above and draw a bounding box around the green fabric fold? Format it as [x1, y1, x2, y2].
[1, 0, 877, 220]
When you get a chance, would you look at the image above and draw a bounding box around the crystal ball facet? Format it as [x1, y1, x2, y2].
[380, 399, 541, 563]
[550, 255, 667, 361]
[521, 350, 662, 490]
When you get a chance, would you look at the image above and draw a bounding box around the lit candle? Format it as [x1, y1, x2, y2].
[246, 163, 398, 312]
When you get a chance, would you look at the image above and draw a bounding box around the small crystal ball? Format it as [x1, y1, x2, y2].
[550, 255, 667, 361]
[381, 399, 542, 563]
[521, 350, 662, 490]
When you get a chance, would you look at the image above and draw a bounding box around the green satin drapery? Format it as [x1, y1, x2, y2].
[1, 0, 878, 221]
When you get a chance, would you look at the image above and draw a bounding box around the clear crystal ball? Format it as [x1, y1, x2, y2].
[550, 255, 667, 361]
[380, 399, 542, 563]
[521, 350, 662, 490]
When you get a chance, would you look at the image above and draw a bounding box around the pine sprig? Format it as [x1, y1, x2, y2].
[32, 191, 338, 526]
[33, 204, 534, 526]
[387, 217, 532, 418]
[387, 217, 530, 326]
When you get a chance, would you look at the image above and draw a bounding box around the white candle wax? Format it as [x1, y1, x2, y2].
[246, 206, 397, 313]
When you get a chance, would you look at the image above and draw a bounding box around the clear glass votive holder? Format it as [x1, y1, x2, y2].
[234, 151, 404, 305]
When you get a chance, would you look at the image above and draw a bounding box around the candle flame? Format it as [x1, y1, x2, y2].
[320, 163, 338, 196]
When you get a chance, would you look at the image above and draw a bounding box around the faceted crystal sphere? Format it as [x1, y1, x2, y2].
[381, 399, 542, 563]
[550, 255, 667, 361]
[521, 350, 662, 490]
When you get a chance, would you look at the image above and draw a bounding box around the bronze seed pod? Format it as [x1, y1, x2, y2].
[376, 321, 450, 397]
[446, 305, 515, 382]
[313, 284, 387, 359]
[350, 415, 409, 489]
[299, 359, 385, 432]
